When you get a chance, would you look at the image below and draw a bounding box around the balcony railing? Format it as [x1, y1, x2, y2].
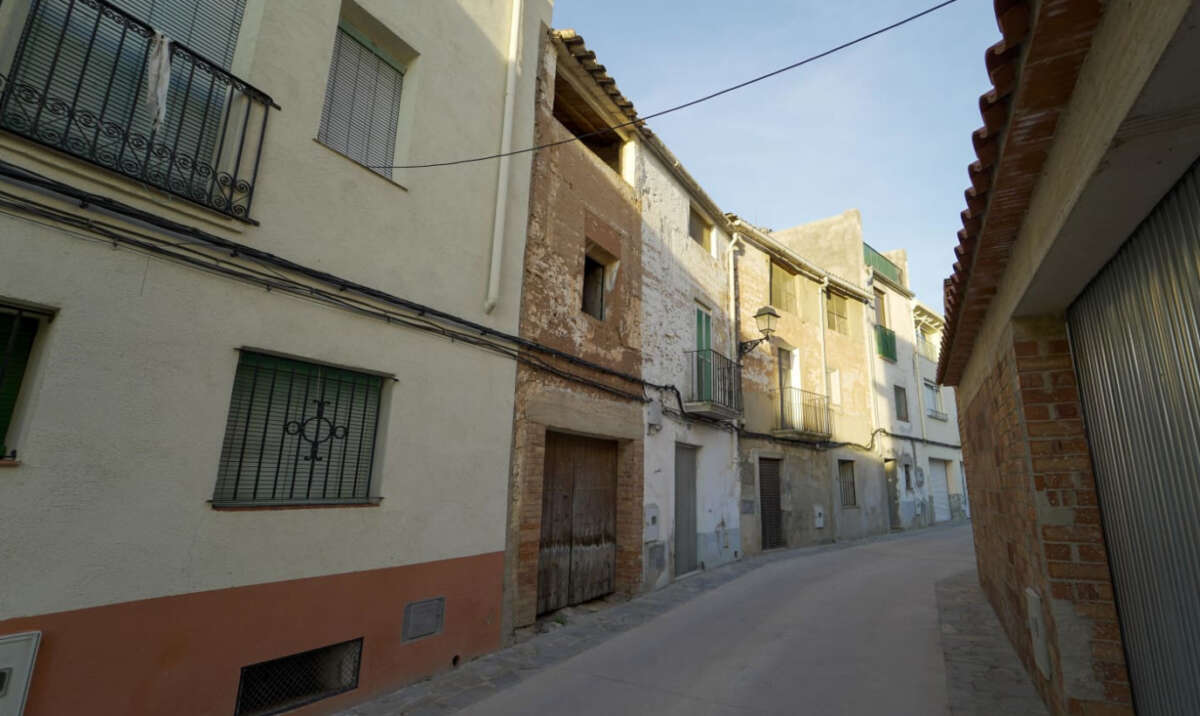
[0, 0, 277, 221]
[684, 349, 741, 417]
[777, 388, 831, 438]
[864, 244, 903, 285]
[917, 339, 940, 363]
[875, 324, 897, 361]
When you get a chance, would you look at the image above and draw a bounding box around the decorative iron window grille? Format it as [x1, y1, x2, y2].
[0, 305, 44, 460]
[0, 0, 277, 222]
[213, 352, 383, 506]
[235, 638, 362, 716]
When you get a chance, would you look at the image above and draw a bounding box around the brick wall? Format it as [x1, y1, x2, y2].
[959, 316, 1131, 715]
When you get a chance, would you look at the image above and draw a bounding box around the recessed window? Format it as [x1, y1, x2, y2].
[552, 75, 623, 173]
[894, 385, 909, 422]
[318, 24, 407, 179]
[582, 255, 605, 319]
[688, 207, 712, 252]
[1, 304, 45, 460]
[904, 464, 913, 491]
[838, 460, 856, 507]
[874, 289, 888, 327]
[770, 260, 796, 313]
[235, 638, 362, 716]
[828, 368, 841, 406]
[826, 292, 849, 334]
[924, 380, 941, 411]
[213, 352, 384, 506]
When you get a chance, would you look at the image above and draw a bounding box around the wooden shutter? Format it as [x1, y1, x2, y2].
[318, 27, 404, 179]
[0, 314, 39, 456]
[213, 352, 383, 504]
[770, 261, 795, 312]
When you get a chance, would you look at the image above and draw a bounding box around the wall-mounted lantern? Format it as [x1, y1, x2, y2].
[739, 306, 780, 356]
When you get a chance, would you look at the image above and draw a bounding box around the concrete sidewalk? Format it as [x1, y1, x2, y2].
[341, 524, 1042, 715]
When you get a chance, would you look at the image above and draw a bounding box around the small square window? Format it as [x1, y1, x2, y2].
[582, 255, 605, 319]
[688, 207, 712, 252]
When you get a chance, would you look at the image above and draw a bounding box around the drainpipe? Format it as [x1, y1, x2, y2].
[864, 275, 881, 451]
[727, 233, 742, 526]
[483, 0, 523, 314]
[818, 276, 830, 429]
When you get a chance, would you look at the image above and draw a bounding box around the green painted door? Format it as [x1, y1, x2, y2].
[696, 308, 712, 400]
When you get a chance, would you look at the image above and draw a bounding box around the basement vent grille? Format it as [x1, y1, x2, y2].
[234, 638, 362, 716]
[402, 597, 446, 641]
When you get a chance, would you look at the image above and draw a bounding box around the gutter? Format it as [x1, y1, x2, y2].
[484, 0, 523, 314]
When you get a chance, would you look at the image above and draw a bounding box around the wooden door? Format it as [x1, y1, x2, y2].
[759, 458, 784, 549]
[537, 432, 617, 615]
[674, 444, 698, 575]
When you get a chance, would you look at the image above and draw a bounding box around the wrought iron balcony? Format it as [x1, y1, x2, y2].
[875, 324, 897, 361]
[774, 387, 831, 438]
[864, 243, 903, 285]
[684, 349, 742, 419]
[0, 0, 277, 221]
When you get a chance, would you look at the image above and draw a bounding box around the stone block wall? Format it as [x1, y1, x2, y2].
[959, 316, 1131, 715]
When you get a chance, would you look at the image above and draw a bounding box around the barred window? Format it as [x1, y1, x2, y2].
[213, 352, 383, 506]
[826, 292, 848, 334]
[838, 460, 856, 507]
[318, 25, 405, 179]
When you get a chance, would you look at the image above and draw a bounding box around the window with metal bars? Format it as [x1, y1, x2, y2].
[0, 305, 44, 460]
[317, 24, 404, 179]
[212, 351, 383, 506]
[838, 460, 856, 507]
[235, 638, 362, 716]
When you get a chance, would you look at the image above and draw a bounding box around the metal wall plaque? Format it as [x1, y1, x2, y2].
[402, 597, 446, 641]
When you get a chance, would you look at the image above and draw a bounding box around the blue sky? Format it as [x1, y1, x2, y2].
[550, 0, 1000, 312]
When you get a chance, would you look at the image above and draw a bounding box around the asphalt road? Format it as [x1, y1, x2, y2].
[459, 525, 978, 716]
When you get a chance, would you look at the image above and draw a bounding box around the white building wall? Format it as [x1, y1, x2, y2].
[633, 142, 741, 588]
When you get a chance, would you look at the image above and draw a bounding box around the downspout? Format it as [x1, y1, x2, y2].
[727, 232, 742, 544]
[818, 277, 830, 434]
[483, 0, 523, 314]
[864, 274, 881, 451]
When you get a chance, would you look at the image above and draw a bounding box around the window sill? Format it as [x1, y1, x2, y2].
[210, 497, 383, 511]
[312, 139, 409, 192]
[0, 459, 21, 468]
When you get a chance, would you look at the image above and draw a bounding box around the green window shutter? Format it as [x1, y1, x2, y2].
[0, 314, 40, 457]
[213, 352, 383, 505]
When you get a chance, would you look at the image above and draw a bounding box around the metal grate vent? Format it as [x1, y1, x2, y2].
[402, 598, 445, 641]
[234, 638, 362, 716]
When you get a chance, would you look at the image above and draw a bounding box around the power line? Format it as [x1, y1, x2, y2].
[379, 0, 961, 170]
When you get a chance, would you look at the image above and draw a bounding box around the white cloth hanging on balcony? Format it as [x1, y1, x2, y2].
[146, 32, 172, 134]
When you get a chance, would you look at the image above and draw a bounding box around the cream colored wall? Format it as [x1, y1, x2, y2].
[771, 210, 864, 286]
[0, 0, 552, 618]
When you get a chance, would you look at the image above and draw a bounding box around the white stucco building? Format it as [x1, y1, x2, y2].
[0, 0, 550, 713]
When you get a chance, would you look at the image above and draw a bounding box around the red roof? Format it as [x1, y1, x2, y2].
[938, 0, 1103, 385]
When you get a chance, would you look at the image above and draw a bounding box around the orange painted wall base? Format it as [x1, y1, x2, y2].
[0, 551, 503, 715]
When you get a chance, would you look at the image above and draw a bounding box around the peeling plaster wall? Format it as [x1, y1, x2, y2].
[633, 142, 741, 587]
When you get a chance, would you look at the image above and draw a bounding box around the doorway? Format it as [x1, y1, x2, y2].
[674, 444, 698, 575]
[759, 458, 783, 549]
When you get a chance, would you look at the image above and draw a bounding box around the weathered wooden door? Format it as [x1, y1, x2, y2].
[929, 459, 951, 522]
[674, 444, 698, 575]
[537, 432, 617, 615]
[759, 458, 783, 549]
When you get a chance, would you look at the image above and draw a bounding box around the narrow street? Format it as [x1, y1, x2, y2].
[349, 524, 1044, 716]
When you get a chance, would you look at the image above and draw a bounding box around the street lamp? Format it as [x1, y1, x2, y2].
[739, 305, 780, 356]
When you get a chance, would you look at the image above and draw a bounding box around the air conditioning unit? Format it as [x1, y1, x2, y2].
[0, 631, 40, 716]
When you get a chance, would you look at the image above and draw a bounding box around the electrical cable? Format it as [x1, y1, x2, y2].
[374, 0, 962, 169]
